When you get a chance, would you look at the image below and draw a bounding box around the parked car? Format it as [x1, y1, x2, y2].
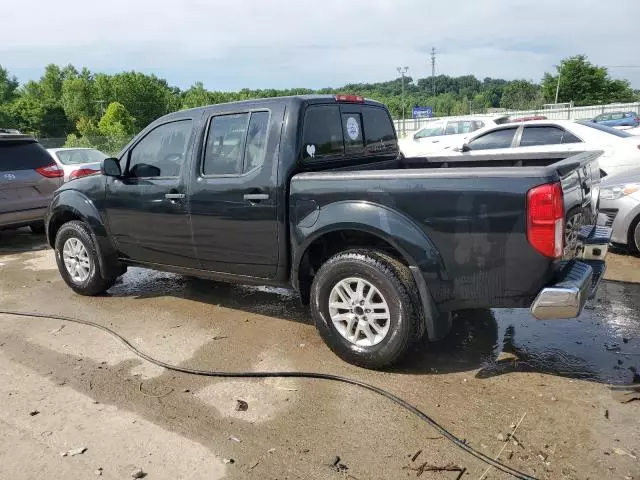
[598, 166, 640, 254]
[45, 95, 609, 368]
[398, 116, 503, 157]
[408, 120, 640, 177]
[591, 111, 640, 128]
[48, 147, 107, 182]
[1, 133, 63, 233]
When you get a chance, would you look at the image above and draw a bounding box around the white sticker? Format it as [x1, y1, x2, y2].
[306, 144, 316, 158]
[346, 117, 360, 140]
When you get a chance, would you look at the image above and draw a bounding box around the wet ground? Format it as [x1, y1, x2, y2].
[1, 228, 639, 479]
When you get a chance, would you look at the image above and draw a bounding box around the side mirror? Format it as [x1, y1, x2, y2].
[101, 158, 122, 177]
[454, 143, 471, 152]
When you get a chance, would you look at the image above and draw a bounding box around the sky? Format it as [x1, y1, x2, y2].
[1, 0, 639, 91]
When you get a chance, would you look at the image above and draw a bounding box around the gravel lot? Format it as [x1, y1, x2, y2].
[1, 229, 639, 480]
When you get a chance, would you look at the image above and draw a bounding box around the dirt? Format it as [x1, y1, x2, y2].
[1, 228, 639, 479]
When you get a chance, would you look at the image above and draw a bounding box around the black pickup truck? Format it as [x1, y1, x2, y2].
[45, 95, 611, 368]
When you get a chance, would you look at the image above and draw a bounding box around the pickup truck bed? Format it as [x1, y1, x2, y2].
[45, 95, 610, 369]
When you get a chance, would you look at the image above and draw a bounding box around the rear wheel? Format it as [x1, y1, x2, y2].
[29, 222, 45, 235]
[310, 250, 421, 369]
[54, 220, 118, 295]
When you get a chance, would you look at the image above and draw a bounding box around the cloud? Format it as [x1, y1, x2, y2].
[1, 0, 638, 89]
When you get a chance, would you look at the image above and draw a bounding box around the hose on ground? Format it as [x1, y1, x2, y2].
[0, 309, 537, 480]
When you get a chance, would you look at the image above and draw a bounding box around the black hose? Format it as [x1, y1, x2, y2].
[0, 309, 537, 480]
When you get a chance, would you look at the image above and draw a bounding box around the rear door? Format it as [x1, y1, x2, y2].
[189, 105, 284, 277]
[0, 138, 62, 221]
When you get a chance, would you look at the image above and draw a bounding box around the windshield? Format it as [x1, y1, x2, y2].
[575, 121, 633, 138]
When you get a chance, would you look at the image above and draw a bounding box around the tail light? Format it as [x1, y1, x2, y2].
[35, 164, 63, 178]
[527, 182, 564, 258]
[69, 168, 99, 180]
[335, 94, 364, 103]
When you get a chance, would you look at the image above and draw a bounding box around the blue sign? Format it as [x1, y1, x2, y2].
[412, 106, 433, 119]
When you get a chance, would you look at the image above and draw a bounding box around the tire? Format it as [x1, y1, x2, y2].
[629, 215, 640, 256]
[29, 222, 45, 234]
[310, 249, 421, 369]
[54, 220, 117, 296]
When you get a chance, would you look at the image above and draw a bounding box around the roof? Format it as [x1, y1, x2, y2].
[0, 133, 37, 143]
[163, 94, 386, 120]
[47, 147, 95, 153]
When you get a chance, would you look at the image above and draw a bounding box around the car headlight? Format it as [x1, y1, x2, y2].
[600, 183, 640, 200]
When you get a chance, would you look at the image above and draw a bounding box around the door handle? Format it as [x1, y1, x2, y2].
[243, 193, 269, 202]
[165, 193, 185, 200]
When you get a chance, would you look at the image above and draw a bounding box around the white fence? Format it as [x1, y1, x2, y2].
[393, 102, 640, 137]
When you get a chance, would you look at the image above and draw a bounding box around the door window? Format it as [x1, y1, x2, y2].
[414, 122, 444, 139]
[467, 127, 517, 150]
[203, 111, 270, 175]
[127, 120, 192, 178]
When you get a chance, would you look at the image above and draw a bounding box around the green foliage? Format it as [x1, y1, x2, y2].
[541, 55, 636, 106]
[500, 80, 543, 110]
[1, 55, 637, 142]
[97, 102, 135, 138]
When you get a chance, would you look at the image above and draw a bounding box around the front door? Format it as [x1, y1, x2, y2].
[189, 105, 283, 278]
[104, 118, 199, 268]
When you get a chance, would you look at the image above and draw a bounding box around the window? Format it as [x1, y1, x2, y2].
[611, 112, 625, 120]
[520, 126, 566, 147]
[342, 113, 364, 153]
[414, 122, 444, 139]
[244, 112, 270, 172]
[562, 131, 582, 144]
[55, 149, 107, 165]
[576, 121, 633, 138]
[203, 114, 248, 175]
[302, 105, 344, 159]
[0, 140, 53, 172]
[202, 111, 270, 175]
[362, 106, 397, 153]
[468, 127, 517, 150]
[445, 120, 479, 135]
[128, 120, 192, 178]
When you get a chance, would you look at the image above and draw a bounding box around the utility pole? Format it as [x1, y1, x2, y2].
[553, 64, 561, 104]
[430, 47, 436, 96]
[397, 66, 409, 136]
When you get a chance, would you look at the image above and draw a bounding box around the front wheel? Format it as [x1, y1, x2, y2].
[54, 220, 118, 296]
[629, 215, 640, 255]
[310, 250, 421, 369]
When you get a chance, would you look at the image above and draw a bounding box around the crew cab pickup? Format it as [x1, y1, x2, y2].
[45, 95, 611, 368]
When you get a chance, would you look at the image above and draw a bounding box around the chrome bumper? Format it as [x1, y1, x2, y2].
[530, 225, 611, 320]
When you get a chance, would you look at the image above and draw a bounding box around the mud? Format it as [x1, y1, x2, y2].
[1, 228, 639, 479]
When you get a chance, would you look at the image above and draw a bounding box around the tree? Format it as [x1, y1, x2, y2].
[5, 96, 69, 137]
[500, 80, 542, 110]
[0, 65, 19, 103]
[181, 82, 213, 109]
[542, 55, 636, 105]
[97, 102, 135, 138]
[61, 68, 96, 122]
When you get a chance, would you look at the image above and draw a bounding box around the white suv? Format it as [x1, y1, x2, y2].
[399, 116, 504, 157]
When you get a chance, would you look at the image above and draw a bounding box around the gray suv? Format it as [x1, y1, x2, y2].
[0, 132, 63, 233]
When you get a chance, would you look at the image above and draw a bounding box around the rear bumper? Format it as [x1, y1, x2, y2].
[530, 226, 611, 320]
[0, 207, 47, 229]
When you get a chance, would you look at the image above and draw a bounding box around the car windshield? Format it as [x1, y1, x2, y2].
[54, 149, 108, 165]
[575, 121, 633, 138]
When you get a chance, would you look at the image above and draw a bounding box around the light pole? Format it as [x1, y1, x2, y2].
[397, 66, 409, 136]
[553, 64, 562, 105]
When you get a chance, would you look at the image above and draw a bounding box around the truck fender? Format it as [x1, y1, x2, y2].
[293, 200, 450, 341]
[46, 190, 120, 280]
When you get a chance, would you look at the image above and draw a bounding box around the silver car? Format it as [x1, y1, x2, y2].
[1, 133, 63, 233]
[598, 166, 640, 253]
[47, 147, 107, 182]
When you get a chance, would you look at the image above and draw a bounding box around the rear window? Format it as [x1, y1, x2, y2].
[0, 140, 54, 172]
[576, 121, 633, 138]
[301, 104, 397, 160]
[55, 149, 107, 165]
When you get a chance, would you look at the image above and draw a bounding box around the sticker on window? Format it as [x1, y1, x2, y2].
[346, 117, 360, 140]
[306, 144, 316, 158]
